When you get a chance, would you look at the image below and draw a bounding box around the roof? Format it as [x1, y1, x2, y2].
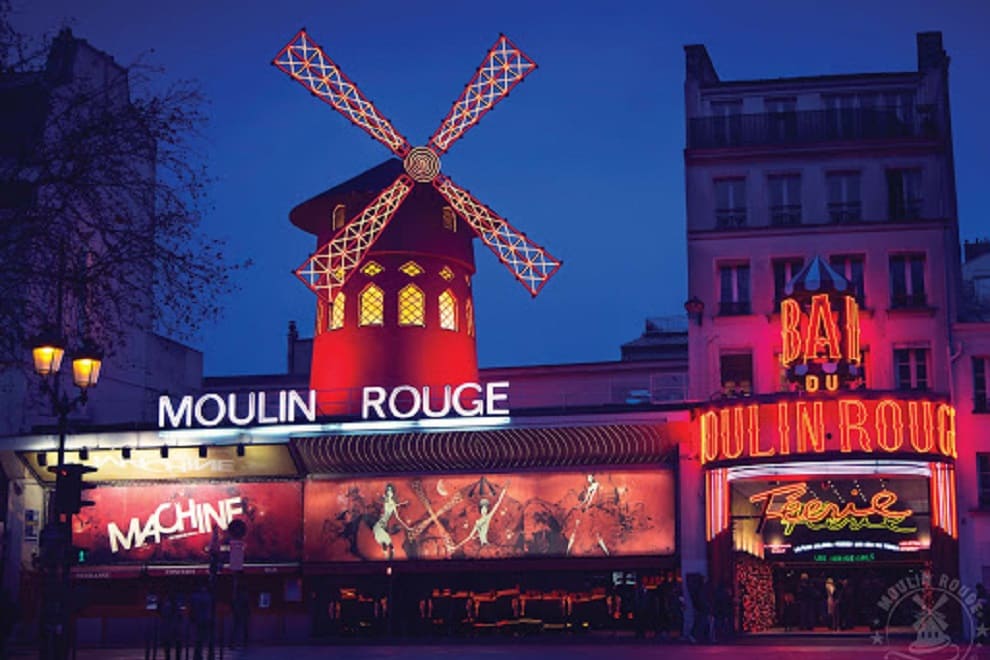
[288, 159, 404, 234]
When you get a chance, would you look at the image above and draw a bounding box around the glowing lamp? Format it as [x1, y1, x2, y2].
[71, 344, 103, 389]
[684, 296, 705, 326]
[32, 330, 66, 377]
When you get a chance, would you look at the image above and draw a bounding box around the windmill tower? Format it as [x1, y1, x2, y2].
[274, 31, 562, 415]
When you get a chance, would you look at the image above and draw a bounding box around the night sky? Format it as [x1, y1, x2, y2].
[12, 1, 990, 376]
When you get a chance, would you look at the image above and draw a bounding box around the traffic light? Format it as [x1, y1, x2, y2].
[70, 546, 88, 565]
[51, 463, 98, 515]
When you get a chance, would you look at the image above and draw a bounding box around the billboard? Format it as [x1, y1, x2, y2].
[73, 481, 302, 565]
[24, 444, 298, 482]
[304, 469, 675, 562]
[731, 475, 930, 560]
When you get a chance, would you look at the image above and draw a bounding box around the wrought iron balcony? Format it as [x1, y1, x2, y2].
[715, 208, 747, 229]
[718, 301, 751, 316]
[890, 292, 928, 309]
[770, 204, 801, 226]
[828, 202, 862, 224]
[688, 106, 938, 149]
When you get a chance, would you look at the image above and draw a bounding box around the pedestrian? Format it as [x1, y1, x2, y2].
[159, 593, 183, 660]
[0, 589, 18, 660]
[231, 586, 250, 649]
[190, 585, 212, 660]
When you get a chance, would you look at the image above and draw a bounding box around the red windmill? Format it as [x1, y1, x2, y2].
[274, 30, 562, 415]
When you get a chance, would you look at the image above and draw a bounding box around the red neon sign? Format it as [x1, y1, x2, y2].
[700, 398, 956, 464]
[749, 482, 915, 536]
[780, 294, 862, 392]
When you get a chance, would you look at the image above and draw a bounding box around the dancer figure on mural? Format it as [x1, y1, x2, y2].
[453, 484, 509, 551]
[372, 483, 409, 558]
[566, 474, 611, 556]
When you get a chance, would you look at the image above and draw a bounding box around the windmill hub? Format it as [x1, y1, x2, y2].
[403, 146, 441, 183]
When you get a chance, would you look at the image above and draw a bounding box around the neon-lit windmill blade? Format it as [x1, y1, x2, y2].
[274, 30, 561, 303]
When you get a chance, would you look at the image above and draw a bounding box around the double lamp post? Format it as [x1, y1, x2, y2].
[31, 331, 102, 660]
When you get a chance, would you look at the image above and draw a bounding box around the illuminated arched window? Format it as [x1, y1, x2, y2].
[466, 297, 475, 337]
[330, 292, 346, 330]
[316, 300, 329, 335]
[359, 284, 384, 327]
[399, 261, 424, 277]
[398, 284, 425, 327]
[442, 206, 457, 232]
[333, 204, 347, 231]
[439, 289, 457, 331]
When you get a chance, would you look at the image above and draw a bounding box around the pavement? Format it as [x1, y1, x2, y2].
[10, 638, 990, 660]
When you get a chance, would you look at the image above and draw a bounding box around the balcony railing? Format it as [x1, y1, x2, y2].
[719, 301, 751, 316]
[828, 202, 862, 224]
[891, 292, 928, 309]
[770, 204, 801, 226]
[688, 106, 938, 149]
[715, 208, 747, 229]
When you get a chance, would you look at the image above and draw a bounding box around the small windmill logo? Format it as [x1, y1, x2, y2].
[874, 574, 981, 659]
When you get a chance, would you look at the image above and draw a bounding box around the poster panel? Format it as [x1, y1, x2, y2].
[731, 475, 930, 560]
[304, 470, 675, 562]
[74, 481, 302, 565]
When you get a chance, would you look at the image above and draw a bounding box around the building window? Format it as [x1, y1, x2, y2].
[887, 169, 923, 221]
[765, 98, 797, 142]
[330, 293, 345, 330]
[466, 297, 475, 338]
[333, 204, 347, 231]
[361, 261, 384, 277]
[829, 254, 866, 305]
[399, 261, 424, 277]
[974, 358, 989, 413]
[894, 347, 929, 391]
[359, 284, 384, 327]
[710, 100, 742, 145]
[719, 263, 750, 315]
[978, 454, 990, 508]
[398, 284, 425, 327]
[768, 174, 801, 226]
[826, 172, 861, 223]
[772, 258, 804, 305]
[442, 207, 457, 232]
[823, 94, 859, 138]
[882, 91, 916, 132]
[439, 290, 457, 331]
[720, 353, 753, 398]
[889, 254, 926, 308]
[715, 178, 747, 229]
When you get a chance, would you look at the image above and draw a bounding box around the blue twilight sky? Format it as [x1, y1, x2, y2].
[12, 1, 990, 376]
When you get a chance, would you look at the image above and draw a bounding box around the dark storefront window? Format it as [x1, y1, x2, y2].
[720, 352, 753, 398]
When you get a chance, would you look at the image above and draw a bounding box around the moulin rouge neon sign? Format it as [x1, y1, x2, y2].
[780, 293, 862, 392]
[749, 482, 915, 536]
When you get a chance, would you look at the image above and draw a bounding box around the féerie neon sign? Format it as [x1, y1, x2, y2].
[780, 293, 862, 392]
[749, 482, 915, 536]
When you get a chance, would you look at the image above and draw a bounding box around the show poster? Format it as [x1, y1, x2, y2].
[304, 470, 675, 562]
[73, 481, 302, 564]
[730, 476, 930, 558]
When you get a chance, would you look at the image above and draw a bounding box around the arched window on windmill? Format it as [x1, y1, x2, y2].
[465, 297, 475, 337]
[332, 204, 347, 231]
[439, 289, 458, 331]
[330, 293, 346, 330]
[398, 284, 425, 327]
[359, 284, 384, 327]
[442, 206, 457, 232]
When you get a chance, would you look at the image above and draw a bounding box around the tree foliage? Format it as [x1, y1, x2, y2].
[0, 5, 246, 369]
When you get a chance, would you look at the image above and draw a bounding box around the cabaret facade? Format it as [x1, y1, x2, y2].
[0, 28, 986, 646]
[681, 31, 990, 634]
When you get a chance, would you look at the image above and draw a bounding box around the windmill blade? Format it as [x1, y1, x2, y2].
[295, 174, 415, 301]
[427, 35, 536, 154]
[274, 29, 412, 157]
[434, 175, 561, 296]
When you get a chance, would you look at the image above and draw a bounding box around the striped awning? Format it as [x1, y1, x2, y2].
[293, 423, 678, 474]
[785, 255, 848, 297]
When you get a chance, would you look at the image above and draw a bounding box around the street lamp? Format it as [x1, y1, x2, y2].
[31, 331, 102, 660]
[684, 296, 705, 326]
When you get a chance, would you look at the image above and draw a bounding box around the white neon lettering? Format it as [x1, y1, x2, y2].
[159, 395, 193, 428]
[485, 381, 510, 416]
[362, 386, 387, 419]
[421, 385, 453, 418]
[289, 389, 317, 423]
[389, 385, 421, 419]
[194, 394, 226, 427]
[452, 382, 483, 416]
